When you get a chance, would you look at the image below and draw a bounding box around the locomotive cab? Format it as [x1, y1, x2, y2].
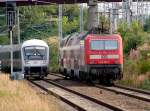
[85, 34, 123, 82]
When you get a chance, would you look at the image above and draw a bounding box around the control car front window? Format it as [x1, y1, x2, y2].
[24, 46, 46, 60]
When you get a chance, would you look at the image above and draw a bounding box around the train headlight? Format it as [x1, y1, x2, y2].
[107, 55, 119, 59]
[25, 61, 30, 64]
[42, 61, 47, 64]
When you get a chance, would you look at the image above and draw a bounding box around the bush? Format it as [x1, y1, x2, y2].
[44, 37, 59, 72]
[118, 21, 147, 54]
[139, 78, 150, 90]
[119, 58, 150, 89]
[0, 36, 9, 44]
[139, 60, 150, 74]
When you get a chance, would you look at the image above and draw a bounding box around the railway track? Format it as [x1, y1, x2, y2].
[95, 85, 150, 103]
[50, 73, 150, 103]
[114, 84, 150, 95]
[29, 79, 124, 111]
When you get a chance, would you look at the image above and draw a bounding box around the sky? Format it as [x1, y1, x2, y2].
[82, 2, 150, 19]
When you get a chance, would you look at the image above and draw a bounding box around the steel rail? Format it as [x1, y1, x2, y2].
[96, 85, 150, 103]
[28, 80, 86, 111]
[114, 84, 150, 95]
[49, 73, 150, 102]
[44, 79, 124, 111]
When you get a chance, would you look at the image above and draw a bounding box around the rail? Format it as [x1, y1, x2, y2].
[96, 84, 150, 102]
[29, 79, 124, 111]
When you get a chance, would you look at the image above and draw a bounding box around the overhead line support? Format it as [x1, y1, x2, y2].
[87, 0, 98, 30]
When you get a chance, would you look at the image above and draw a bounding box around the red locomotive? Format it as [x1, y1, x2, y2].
[59, 29, 123, 84]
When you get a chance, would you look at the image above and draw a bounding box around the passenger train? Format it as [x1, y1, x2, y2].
[21, 39, 49, 78]
[59, 29, 123, 84]
[0, 39, 49, 79]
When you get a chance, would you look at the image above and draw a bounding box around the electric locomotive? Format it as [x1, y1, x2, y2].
[59, 29, 123, 84]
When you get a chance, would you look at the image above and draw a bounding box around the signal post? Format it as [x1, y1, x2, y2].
[6, 2, 16, 79]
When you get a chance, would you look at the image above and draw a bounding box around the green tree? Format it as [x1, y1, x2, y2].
[144, 16, 150, 32]
[118, 21, 147, 54]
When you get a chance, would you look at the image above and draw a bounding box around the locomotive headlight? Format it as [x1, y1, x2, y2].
[107, 55, 119, 59]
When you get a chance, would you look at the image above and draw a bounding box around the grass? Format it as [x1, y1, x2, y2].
[118, 58, 150, 90]
[0, 74, 60, 111]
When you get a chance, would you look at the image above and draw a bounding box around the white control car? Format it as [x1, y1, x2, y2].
[21, 39, 49, 78]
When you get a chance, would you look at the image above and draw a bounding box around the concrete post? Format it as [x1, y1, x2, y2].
[110, 8, 113, 34]
[137, 0, 139, 21]
[80, 4, 84, 32]
[17, 8, 20, 44]
[87, 0, 98, 30]
[126, 0, 132, 26]
[58, 5, 62, 41]
[10, 30, 13, 76]
[141, 0, 144, 26]
[122, 0, 126, 21]
[58, 4, 62, 66]
[113, 3, 119, 33]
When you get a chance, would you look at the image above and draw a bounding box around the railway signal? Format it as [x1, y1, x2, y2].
[6, 1, 16, 79]
[6, 2, 16, 30]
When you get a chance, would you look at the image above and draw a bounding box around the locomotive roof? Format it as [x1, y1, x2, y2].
[22, 39, 49, 48]
[87, 34, 121, 38]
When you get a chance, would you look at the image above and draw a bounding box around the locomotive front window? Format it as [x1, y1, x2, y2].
[105, 40, 118, 50]
[91, 41, 104, 50]
[24, 46, 47, 60]
[91, 40, 118, 50]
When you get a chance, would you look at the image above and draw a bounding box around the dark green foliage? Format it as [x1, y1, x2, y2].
[144, 16, 150, 32]
[19, 5, 86, 40]
[139, 60, 150, 74]
[139, 78, 150, 90]
[62, 16, 79, 36]
[47, 38, 59, 72]
[49, 45, 59, 72]
[0, 5, 88, 43]
[63, 5, 79, 21]
[0, 36, 9, 44]
[118, 21, 147, 54]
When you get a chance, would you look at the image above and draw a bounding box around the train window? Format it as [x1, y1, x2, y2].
[63, 35, 72, 47]
[105, 40, 118, 50]
[91, 40, 104, 50]
[67, 38, 74, 46]
[90, 40, 118, 50]
[24, 46, 47, 60]
[66, 33, 80, 46]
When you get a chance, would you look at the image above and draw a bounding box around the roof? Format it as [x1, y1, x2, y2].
[22, 39, 49, 48]
[85, 34, 122, 40]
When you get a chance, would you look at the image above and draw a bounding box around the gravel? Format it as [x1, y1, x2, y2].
[47, 74, 150, 111]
